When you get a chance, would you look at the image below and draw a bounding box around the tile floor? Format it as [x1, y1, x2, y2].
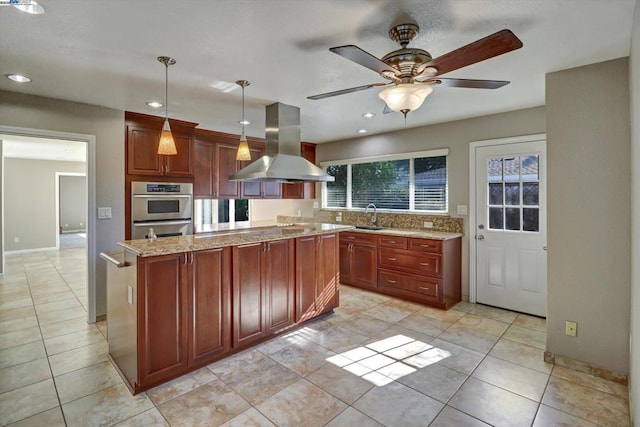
[0, 247, 631, 426]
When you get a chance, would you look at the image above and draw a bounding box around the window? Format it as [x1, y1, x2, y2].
[487, 154, 539, 232]
[194, 199, 249, 233]
[322, 149, 448, 213]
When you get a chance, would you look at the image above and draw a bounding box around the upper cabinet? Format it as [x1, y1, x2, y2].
[282, 142, 317, 199]
[126, 112, 196, 177]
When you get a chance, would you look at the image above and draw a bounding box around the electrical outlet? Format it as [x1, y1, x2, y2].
[565, 320, 577, 337]
[336, 215, 342, 222]
[423, 221, 433, 228]
[98, 207, 112, 219]
[456, 205, 468, 215]
[14, 237, 19, 243]
[313, 202, 319, 209]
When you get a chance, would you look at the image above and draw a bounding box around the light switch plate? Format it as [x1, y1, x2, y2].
[98, 207, 112, 219]
[456, 205, 468, 215]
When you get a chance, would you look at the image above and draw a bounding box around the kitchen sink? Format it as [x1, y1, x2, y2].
[355, 225, 384, 230]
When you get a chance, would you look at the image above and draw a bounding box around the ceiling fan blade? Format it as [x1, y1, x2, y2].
[330, 45, 400, 76]
[429, 78, 510, 89]
[425, 29, 523, 77]
[307, 82, 389, 100]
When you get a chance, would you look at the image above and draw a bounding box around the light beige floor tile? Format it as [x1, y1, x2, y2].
[34, 298, 82, 314]
[449, 377, 539, 427]
[0, 357, 51, 394]
[470, 304, 519, 323]
[5, 406, 66, 427]
[533, 404, 598, 427]
[306, 363, 373, 404]
[43, 327, 105, 355]
[146, 367, 217, 406]
[62, 383, 154, 427]
[0, 288, 31, 302]
[268, 338, 334, 376]
[353, 380, 444, 426]
[551, 365, 628, 399]
[0, 379, 59, 426]
[303, 324, 369, 353]
[256, 379, 346, 426]
[36, 306, 86, 326]
[96, 320, 107, 338]
[39, 317, 93, 340]
[0, 306, 35, 323]
[0, 340, 47, 369]
[430, 406, 491, 426]
[332, 313, 393, 338]
[325, 407, 383, 427]
[398, 363, 468, 403]
[48, 340, 108, 376]
[472, 356, 549, 402]
[113, 407, 169, 426]
[31, 291, 76, 306]
[207, 349, 266, 378]
[158, 378, 250, 427]
[513, 313, 546, 332]
[362, 301, 414, 323]
[489, 338, 552, 374]
[0, 316, 39, 334]
[451, 301, 475, 313]
[418, 305, 467, 323]
[220, 407, 276, 427]
[542, 376, 630, 426]
[503, 325, 546, 350]
[0, 298, 33, 311]
[255, 330, 310, 355]
[0, 326, 42, 350]
[54, 360, 123, 404]
[397, 312, 452, 337]
[455, 313, 510, 337]
[437, 324, 499, 354]
[426, 338, 485, 375]
[365, 324, 435, 348]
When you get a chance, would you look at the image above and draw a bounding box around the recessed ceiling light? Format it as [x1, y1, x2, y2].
[5, 74, 31, 83]
[13, 0, 44, 14]
[146, 101, 163, 108]
[357, 129, 368, 134]
[362, 112, 376, 118]
[238, 120, 251, 125]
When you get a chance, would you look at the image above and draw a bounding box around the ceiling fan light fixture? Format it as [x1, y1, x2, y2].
[157, 56, 177, 155]
[378, 83, 433, 117]
[235, 80, 252, 161]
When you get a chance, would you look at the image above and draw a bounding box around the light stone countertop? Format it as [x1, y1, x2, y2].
[344, 227, 463, 240]
[118, 223, 355, 257]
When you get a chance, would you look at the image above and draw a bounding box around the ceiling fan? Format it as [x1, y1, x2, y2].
[308, 24, 523, 117]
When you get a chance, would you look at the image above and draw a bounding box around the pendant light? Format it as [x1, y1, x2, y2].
[235, 80, 251, 161]
[157, 56, 178, 155]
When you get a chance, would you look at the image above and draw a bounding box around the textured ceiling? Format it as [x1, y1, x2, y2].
[0, 0, 635, 143]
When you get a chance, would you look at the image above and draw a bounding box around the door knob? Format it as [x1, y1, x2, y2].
[477, 235, 485, 240]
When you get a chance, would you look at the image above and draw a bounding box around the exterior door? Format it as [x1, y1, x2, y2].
[475, 139, 547, 316]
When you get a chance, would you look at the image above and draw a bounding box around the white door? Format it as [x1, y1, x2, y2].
[475, 139, 547, 317]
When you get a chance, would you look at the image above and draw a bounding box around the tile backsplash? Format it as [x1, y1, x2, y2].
[278, 209, 464, 234]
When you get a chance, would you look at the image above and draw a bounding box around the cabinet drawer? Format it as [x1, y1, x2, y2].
[378, 248, 441, 277]
[378, 235, 407, 249]
[408, 238, 442, 254]
[378, 270, 440, 299]
[340, 231, 378, 246]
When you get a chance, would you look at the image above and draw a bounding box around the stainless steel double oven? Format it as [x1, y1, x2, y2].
[131, 182, 193, 239]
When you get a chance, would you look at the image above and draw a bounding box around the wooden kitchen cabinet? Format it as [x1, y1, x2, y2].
[295, 232, 339, 322]
[126, 112, 195, 177]
[137, 253, 189, 388]
[339, 231, 378, 290]
[193, 138, 216, 198]
[189, 248, 232, 366]
[283, 142, 317, 199]
[240, 147, 282, 199]
[232, 239, 295, 349]
[216, 143, 242, 199]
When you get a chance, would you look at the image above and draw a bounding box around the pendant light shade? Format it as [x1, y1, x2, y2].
[378, 83, 433, 118]
[236, 80, 252, 161]
[157, 56, 178, 155]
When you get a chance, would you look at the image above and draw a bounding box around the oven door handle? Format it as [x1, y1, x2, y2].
[132, 220, 192, 227]
[132, 194, 192, 198]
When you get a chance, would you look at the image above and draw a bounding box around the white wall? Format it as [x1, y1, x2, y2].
[629, 0, 640, 422]
[546, 58, 631, 375]
[250, 198, 316, 224]
[316, 107, 546, 300]
[0, 91, 124, 316]
[4, 159, 85, 250]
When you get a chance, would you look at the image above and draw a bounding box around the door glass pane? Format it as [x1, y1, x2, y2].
[523, 182, 539, 205]
[503, 157, 520, 181]
[489, 183, 503, 205]
[521, 155, 539, 180]
[523, 208, 539, 232]
[487, 158, 502, 182]
[489, 207, 504, 230]
[505, 207, 521, 230]
[504, 183, 520, 205]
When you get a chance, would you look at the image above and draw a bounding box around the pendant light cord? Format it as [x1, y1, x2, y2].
[165, 62, 169, 121]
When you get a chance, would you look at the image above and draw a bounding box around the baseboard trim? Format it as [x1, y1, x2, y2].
[5, 247, 58, 255]
[544, 351, 628, 385]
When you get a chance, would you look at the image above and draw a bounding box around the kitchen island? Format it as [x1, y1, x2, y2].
[105, 223, 351, 394]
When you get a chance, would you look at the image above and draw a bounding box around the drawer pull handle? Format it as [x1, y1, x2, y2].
[388, 257, 397, 261]
[388, 240, 396, 243]
[348, 236, 355, 239]
[419, 286, 430, 290]
[419, 262, 430, 266]
[420, 244, 432, 248]
[388, 279, 397, 283]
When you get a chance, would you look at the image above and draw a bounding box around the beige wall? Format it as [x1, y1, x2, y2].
[59, 175, 87, 233]
[546, 58, 631, 375]
[629, 1, 640, 422]
[250, 198, 316, 223]
[4, 159, 85, 250]
[0, 141, 3, 274]
[316, 107, 546, 299]
[0, 91, 124, 316]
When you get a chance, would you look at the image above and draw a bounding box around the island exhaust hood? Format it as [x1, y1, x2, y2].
[230, 102, 334, 183]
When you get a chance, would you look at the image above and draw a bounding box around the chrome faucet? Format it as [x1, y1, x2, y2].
[365, 203, 377, 225]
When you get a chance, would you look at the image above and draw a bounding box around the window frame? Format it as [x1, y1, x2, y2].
[320, 148, 449, 214]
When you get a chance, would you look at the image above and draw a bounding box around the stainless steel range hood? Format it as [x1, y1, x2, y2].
[230, 102, 334, 183]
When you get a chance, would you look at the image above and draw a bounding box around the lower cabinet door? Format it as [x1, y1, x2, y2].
[296, 235, 318, 322]
[264, 239, 295, 334]
[318, 233, 339, 314]
[232, 243, 266, 349]
[190, 248, 231, 366]
[351, 243, 377, 289]
[138, 253, 189, 387]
